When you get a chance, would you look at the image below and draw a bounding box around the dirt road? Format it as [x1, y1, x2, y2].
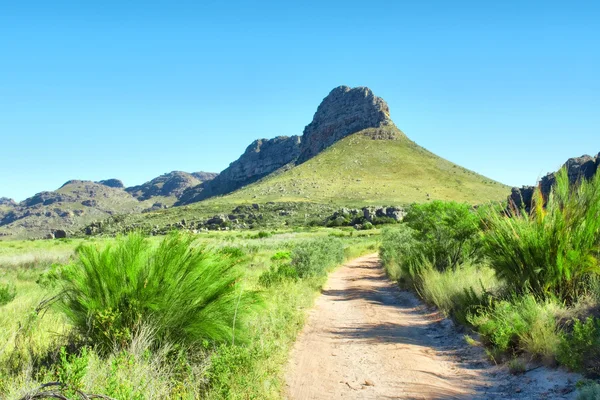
[285, 254, 579, 400]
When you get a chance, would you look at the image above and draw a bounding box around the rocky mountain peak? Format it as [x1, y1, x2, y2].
[297, 86, 395, 163]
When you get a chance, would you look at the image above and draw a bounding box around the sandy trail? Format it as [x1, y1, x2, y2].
[285, 254, 578, 400]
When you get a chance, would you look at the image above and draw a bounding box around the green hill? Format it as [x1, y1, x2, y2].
[206, 127, 509, 206]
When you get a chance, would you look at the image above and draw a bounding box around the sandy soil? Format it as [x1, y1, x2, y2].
[285, 254, 580, 400]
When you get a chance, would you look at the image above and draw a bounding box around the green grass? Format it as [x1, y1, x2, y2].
[209, 130, 509, 206]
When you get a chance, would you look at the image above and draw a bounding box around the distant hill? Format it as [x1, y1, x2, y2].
[126, 171, 218, 202]
[0, 171, 218, 239]
[0, 180, 144, 239]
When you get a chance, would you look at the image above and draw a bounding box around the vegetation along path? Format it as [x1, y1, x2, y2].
[285, 254, 579, 400]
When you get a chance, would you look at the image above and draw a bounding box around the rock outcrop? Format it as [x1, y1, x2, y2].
[126, 171, 218, 201]
[177, 136, 301, 204]
[510, 153, 600, 211]
[297, 86, 396, 163]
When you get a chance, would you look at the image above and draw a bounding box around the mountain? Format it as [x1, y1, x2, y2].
[206, 127, 508, 206]
[0, 180, 145, 239]
[0, 171, 218, 239]
[510, 153, 600, 211]
[177, 86, 400, 205]
[181, 85, 507, 206]
[126, 171, 218, 202]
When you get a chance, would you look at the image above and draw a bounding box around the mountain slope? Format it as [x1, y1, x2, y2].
[207, 127, 509, 206]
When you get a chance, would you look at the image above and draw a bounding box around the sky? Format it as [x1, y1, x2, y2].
[0, 1, 598, 201]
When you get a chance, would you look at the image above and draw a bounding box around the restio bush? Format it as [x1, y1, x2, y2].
[58, 232, 260, 353]
[379, 225, 421, 281]
[291, 238, 344, 278]
[482, 167, 600, 302]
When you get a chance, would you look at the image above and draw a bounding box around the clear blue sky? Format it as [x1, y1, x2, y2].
[1, 1, 598, 201]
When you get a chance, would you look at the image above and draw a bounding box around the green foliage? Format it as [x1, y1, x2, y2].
[58, 232, 260, 352]
[291, 238, 345, 278]
[258, 263, 299, 287]
[0, 283, 16, 306]
[468, 295, 560, 360]
[379, 225, 423, 281]
[371, 216, 397, 225]
[55, 347, 89, 398]
[253, 231, 272, 239]
[403, 200, 483, 271]
[36, 262, 75, 289]
[557, 317, 600, 373]
[482, 167, 600, 302]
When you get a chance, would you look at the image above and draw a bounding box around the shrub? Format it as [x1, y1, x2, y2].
[578, 382, 600, 400]
[416, 262, 499, 324]
[557, 317, 600, 373]
[291, 238, 344, 278]
[58, 232, 260, 353]
[258, 263, 298, 287]
[403, 200, 482, 271]
[482, 167, 600, 302]
[379, 225, 421, 281]
[0, 283, 16, 306]
[468, 295, 560, 360]
[253, 231, 272, 239]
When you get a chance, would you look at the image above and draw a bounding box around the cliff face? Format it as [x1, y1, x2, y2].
[297, 86, 396, 163]
[510, 153, 600, 211]
[177, 136, 301, 204]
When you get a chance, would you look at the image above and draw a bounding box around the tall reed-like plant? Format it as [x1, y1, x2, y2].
[482, 167, 600, 302]
[59, 232, 259, 352]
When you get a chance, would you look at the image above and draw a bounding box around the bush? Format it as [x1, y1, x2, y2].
[482, 167, 600, 302]
[557, 317, 600, 373]
[258, 263, 299, 287]
[403, 201, 482, 271]
[253, 231, 272, 239]
[58, 232, 260, 352]
[468, 295, 560, 360]
[379, 225, 421, 281]
[416, 263, 499, 324]
[0, 283, 16, 306]
[291, 238, 344, 278]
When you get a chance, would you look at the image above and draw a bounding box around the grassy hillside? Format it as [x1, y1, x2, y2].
[207, 130, 509, 206]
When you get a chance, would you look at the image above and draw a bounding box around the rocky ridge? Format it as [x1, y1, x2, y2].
[510, 153, 600, 211]
[177, 136, 301, 204]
